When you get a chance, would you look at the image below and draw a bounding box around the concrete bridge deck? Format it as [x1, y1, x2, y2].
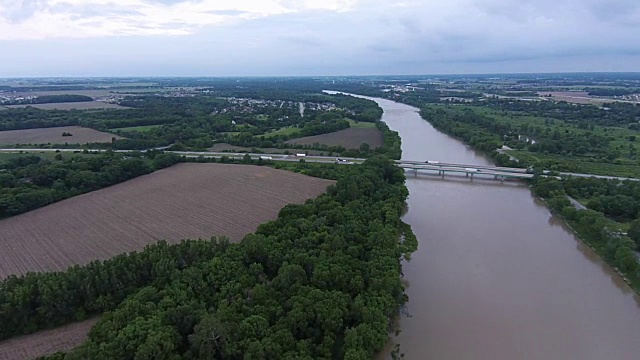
[396, 163, 534, 180]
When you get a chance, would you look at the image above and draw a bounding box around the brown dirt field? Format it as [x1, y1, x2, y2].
[0, 163, 334, 278]
[0, 126, 123, 145]
[209, 143, 327, 156]
[537, 91, 640, 105]
[0, 318, 99, 360]
[286, 128, 383, 149]
[6, 102, 129, 110]
[538, 91, 590, 97]
[7, 89, 166, 98]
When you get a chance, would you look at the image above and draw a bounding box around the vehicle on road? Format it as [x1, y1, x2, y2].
[465, 167, 480, 172]
[425, 160, 439, 164]
[260, 156, 273, 160]
[296, 153, 306, 157]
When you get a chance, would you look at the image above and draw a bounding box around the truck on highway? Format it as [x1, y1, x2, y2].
[260, 156, 273, 160]
[425, 160, 439, 164]
[465, 167, 480, 172]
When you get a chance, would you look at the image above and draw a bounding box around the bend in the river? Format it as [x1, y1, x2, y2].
[328, 92, 640, 360]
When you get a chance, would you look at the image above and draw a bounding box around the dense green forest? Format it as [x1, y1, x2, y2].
[0, 105, 181, 132]
[476, 98, 640, 128]
[561, 177, 640, 222]
[0, 157, 417, 359]
[586, 88, 640, 97]
[115, 94, 383, 151]
[3, 95, 93, 105]
[0, 91, 385, 156]
[0, 151, 182, 219]
[416, 104, 640, 176]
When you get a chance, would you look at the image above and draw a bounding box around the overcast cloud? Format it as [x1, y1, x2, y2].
[0, 0, 638, 76]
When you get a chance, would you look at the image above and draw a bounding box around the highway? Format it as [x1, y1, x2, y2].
[555, 171, 640, 182]
[2, 147, 639, 181]
[0, 148, 365, 164]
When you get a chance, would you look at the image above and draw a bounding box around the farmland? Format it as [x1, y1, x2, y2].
[0, 163, 334, 277]
[5, 102, 129, 110]
[0, 126, 123, 145]
[286, 127, 383, 149]
[112, 124, 164, 132]
[261, 126, 300, 138]
[347, 118, 376, 128]
[538, 91, 640, 105]
[209, 142, 327, 155]
[0, 318, 99, 360]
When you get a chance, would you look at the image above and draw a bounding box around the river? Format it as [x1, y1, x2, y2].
[334, 93, 640, 360]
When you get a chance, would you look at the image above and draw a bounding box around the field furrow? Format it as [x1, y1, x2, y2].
[0, 163, 334, 278]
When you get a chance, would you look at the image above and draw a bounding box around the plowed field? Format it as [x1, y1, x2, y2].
[0, 163, 334, 277]
[0, 318, 98, 360]
[286, 127, 383, 149]
[0, 126, 123, 145]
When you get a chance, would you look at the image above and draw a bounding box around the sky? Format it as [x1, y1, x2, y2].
[0, 0, 639, 77]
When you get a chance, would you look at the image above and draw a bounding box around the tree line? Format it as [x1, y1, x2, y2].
[0, 151, 182, 219]
[0, 157, 417, 359]
[3, 95, 93, 106]
[476, 98, 640, 128]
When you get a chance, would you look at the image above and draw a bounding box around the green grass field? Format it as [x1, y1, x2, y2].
[347, 119, 376, 129]
[507, 150, 640, 178]
[466, 106, 640, 155]
[261, 126, 301, 138]
[112, 125, 164, 133]
[427, 104, 640, 178]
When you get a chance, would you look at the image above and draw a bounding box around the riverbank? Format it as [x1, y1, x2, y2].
[415, 102, 640, 293]
[531, 179, 640, 294]
[416, 103, 640, 295]
[349, 93, 640, 360]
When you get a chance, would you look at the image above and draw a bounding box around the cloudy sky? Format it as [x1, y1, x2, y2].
[0, 0, 639, 76]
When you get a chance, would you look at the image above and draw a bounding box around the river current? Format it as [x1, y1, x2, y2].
[336, 94, 640, 360]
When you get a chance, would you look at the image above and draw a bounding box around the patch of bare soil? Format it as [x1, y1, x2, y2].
[0, 163, 334, 278]
[286, 128, 383, 149]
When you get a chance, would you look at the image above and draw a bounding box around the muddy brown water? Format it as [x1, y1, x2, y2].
[341, 94, 640, 360]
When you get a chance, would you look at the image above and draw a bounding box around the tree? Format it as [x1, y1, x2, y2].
[628, 219, 640, 250]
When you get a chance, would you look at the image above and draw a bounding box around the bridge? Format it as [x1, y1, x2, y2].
[395, 161, 534, 181]
[14, 148, 640, 182]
